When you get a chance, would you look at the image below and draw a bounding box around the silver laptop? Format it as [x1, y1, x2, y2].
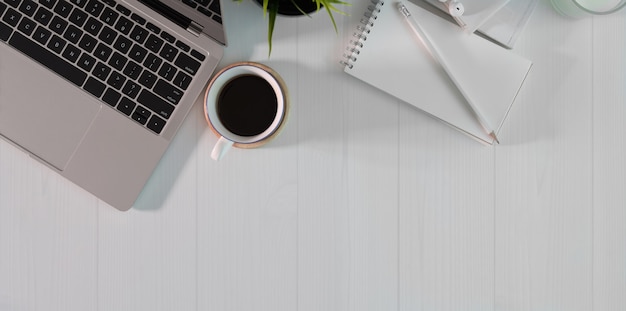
[0, 0, 226, 210]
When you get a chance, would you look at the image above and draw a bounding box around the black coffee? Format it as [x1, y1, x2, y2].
[217, 75, 278, 137]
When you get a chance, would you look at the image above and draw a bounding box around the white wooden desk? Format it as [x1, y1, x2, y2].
[1, 0, 625, 310]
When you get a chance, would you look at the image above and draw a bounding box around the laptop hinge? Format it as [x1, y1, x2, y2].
[187, 21, 203, 37]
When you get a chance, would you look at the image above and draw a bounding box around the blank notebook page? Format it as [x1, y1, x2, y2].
[343, 0, 532, 144]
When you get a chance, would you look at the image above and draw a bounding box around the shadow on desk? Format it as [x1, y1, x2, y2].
[132, 101, 205, 211]
[131, 60, 301, 210]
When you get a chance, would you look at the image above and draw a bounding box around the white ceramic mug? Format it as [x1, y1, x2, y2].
[551, 0, 626, 18]
[204, 62, 288, 161]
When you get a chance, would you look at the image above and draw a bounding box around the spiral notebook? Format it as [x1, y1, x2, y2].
[342, 0, 532, 144]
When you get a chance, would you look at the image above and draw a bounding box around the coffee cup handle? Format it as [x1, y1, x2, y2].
[211, 136, 234, 161]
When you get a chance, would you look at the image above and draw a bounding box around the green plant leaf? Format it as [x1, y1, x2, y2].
[232, 0, 351, 57]
[324, 3, 338, 33]
[267, 2, 278, 56]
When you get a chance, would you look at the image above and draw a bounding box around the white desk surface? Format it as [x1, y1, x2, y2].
[1, 0, 625, 310]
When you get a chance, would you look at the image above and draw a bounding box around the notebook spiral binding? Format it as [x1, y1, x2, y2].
[340, 0, 384, 69]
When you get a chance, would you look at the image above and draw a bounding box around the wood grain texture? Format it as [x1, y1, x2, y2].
[197, 2, 299, 310]
[494, 1, 594, 310]
[296, 6, 353, 311]
[399, 103, 495, 311]
[1, 1, 625, 311]
[0, 140, 99, 311]
[592, 11, 626, 311]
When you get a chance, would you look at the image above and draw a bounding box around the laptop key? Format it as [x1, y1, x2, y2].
[92, 61, 111, 80]
[106, 70, 125, 89]
[9, 31, 87, 86]
[33, 6, 52, 24]
[69, 0, 87, 8]
[38, 0, 55, 9]
[49, 15, 67, 34]
[159, 30, 174, 43]
[134, 105, 151, 119]
[112, 34, 130, 53]
[131, 112, 148, 124]
[157, 62, 176, 81]
[47, 34, 66, 53]
[144, 33, 162, 53]
[121, 80, 140, 98]
[137, 70, 156, 88]
[0, 2, 7, 14]
[99, 7, 118, 25]
[146, 114, 165, 134]
[113, 15, 131, 34]
[130, 12, 144, 25]
[84, 16, 102, 35]
[174, 40, 189, 52]
[154, 79, 182, 105]
[182, 0, 196, 9]
[197, 6, 211, 17]
[128, 43, 147, 63]
[63, 24, 82, 43]
[108, 51, 127, 70]
[122, 60, 141, 79]
[94, 42, 111, 61]
[77, 52, 95, 71]
[78, 32, 96, 52]
[137, 89, 174, 119]
[131, 109, 148, 124]
[33, 26, 51, 44]
[143, 53, 161, 72]
[129, 24, 147, 43]
[53, 0, 71, 17]
[208, 0, 219, 14]
[18, 0, 37, 16]
[190, 49, 205, 61]
[159, 42, 176, 62]
[3, 8, 22, 27]
[173, 71, 190, 90]
[174, 52, 199, 75]
[6, 0, 22, 8]
[84, 76, 106, 97]
[98, 25, 116, 44]
[114, 3, 129, 16]
[193, 0, 209, 6]
[117, 97, 135, 115]
[145, 21, 159, 34]
[0, 22, 11, 41]
[102, 88, 121, 106]
[133, 105, 151, 124]
[85, 0, 104, 17]
[68, 8, 87, 26]
[17, 16, 36, 35]
[62, 43, 81, 62]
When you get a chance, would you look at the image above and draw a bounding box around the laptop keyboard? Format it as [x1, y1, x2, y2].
[0, 0, 206, 134]
[179, 0, 221, 24]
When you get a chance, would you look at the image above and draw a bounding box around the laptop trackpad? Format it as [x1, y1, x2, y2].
[0, 46, 100, 171]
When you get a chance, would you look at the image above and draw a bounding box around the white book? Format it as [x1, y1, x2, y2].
[342, 0, 532, 144]
[478, 0, 539, 48]
[424, 0, 539, 49]
[423, 0, 511, 33]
